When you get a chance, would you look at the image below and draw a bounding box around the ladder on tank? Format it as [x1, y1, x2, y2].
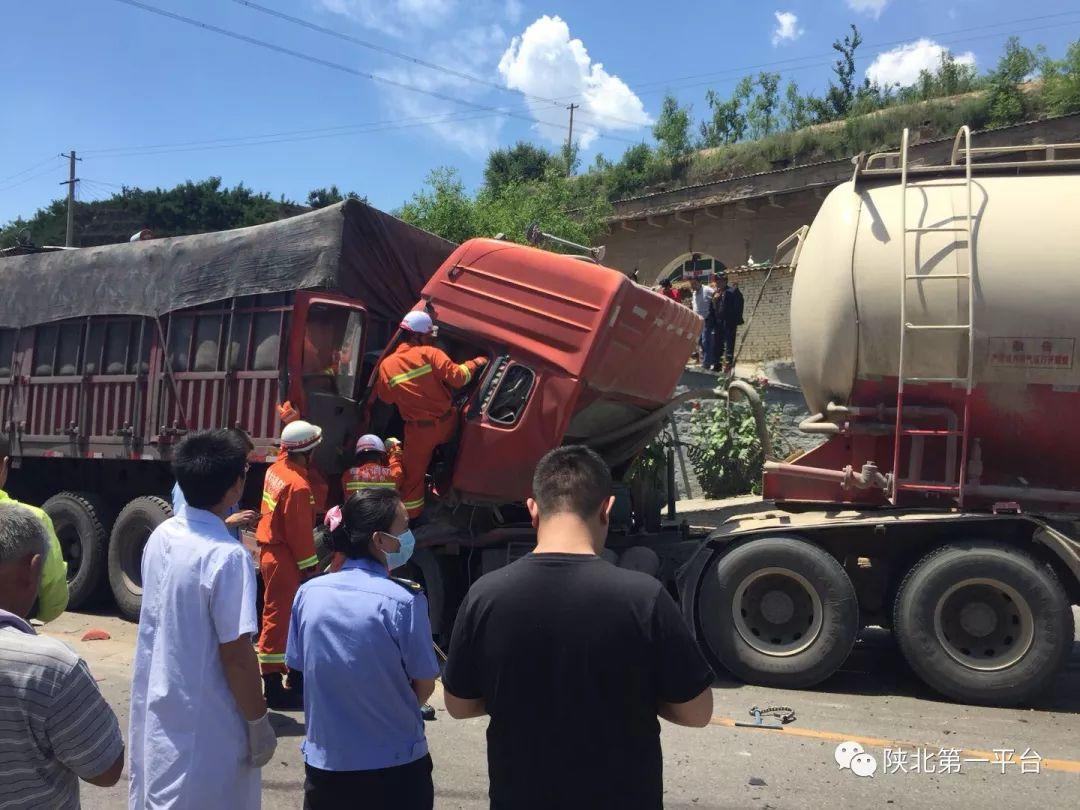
[889, 126, 977, 506]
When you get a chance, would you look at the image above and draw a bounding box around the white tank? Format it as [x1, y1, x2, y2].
[792, 174, 1080, 416]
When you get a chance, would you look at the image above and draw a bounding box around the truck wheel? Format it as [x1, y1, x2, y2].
[893, 542, 1073, 706]
[42, 492, 112, 610]
[108, 496, 173, 621]
[697, 535, 859, 688]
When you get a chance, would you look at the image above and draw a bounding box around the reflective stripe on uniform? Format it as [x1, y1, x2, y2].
[403, 496, 426, 510]
[458, 363, 472, 384]
[261, 493, 277, 510]
[344, 481, 398, 491]
[296, 554, 319, 570]
[388, 364, 433, 386]
[258, 652, 286, 664]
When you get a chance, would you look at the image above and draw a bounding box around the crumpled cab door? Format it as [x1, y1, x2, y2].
[286, 292, 367, 486]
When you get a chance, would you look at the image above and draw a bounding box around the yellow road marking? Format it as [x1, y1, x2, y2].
[709, 716, 1080, 774]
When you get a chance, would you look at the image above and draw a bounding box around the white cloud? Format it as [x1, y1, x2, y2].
[497, 15, 650, 148]
[317, 0, 457, 37]
[771, 11, 803, 47]
[866, 39, 976, 88]
[846, 0, 889, 19]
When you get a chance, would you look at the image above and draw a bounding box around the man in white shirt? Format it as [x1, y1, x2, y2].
[689, 277, 715, 367]
[129, 429, 277, 810]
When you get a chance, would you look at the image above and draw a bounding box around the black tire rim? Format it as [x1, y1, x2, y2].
[932, 577, 1035, 671]
[732, 567, 824, 656]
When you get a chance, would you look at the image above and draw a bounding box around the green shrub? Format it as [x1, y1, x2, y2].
[686, 395, 784, 498]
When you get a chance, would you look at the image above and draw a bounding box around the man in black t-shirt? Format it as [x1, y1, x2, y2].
[443, 446, 715, 810]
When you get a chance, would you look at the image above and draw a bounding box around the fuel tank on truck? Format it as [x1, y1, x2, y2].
[787, 167, 1080, 507]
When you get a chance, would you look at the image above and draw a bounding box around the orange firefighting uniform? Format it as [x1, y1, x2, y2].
[375, 343, 484, 518]
[255, 455, 319, 674]
[341, 444, 405, 496]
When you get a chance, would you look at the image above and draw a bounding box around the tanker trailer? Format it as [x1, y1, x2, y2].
[679, 128, 1080, 706]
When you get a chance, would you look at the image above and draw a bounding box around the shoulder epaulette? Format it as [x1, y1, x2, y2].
[388, 575, 425, 596]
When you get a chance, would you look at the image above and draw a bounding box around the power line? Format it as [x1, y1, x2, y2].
[230, 0, 650, 132]
[0, 155, 61, 186]
[105, 0, 640, 145]
[0, 163, 64, 193]
[80, 109, 501, 157]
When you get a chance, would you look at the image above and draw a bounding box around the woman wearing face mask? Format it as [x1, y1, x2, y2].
[285, 488, 440, 810]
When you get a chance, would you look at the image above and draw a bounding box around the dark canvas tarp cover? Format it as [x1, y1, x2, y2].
[0, 199, 456, 328]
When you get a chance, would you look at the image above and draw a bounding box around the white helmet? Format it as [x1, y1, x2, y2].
[280, 420, 322, 453]
[355, 434, 386, 454]
[400, 310, 434, 335]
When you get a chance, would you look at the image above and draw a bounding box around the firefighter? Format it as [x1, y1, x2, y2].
[341, 434, 404, 496]
[326, 434, 405, 574]
[375, 311, 487, 520]
[256, 419, 322, 710]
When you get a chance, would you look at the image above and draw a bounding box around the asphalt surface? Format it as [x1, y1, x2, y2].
[45, 601, 1080, 810]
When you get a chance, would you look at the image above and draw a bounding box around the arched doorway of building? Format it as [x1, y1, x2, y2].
[660, 253, 727, 285]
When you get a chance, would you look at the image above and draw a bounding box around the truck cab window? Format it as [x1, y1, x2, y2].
[303, 305, 363, 400]
[487, 364, 535, 426]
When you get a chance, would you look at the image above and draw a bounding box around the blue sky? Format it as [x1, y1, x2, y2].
[2, 0, 1079, 225]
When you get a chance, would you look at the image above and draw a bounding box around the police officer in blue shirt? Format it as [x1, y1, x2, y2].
[286, 488, 439, 810]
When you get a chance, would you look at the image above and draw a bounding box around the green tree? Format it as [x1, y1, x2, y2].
[780, 80, 814, 131]
[1, 177, 296, 248]
[809, 24, 864, 121]
[306, 185, 361, 208]
[652, 94, 693, 161]
[395, 167, 479, 244]
[747, 72, 781, 139]
[483, 142, 556, 191]
[700, 76, 753, 146]
[1042, 39, 1080, 115]
[986, 37, 1039, 126]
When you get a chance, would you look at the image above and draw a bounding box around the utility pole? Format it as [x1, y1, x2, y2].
[565, 103, 579, 176]
[60, 151, 81, 247]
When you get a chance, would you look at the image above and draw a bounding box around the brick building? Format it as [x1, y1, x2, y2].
[599, 114, 1080, 362]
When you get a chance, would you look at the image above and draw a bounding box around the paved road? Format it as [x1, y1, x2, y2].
[45, 606, 1080, 810]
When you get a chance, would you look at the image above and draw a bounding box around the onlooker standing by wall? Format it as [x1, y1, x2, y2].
[129, 430, 276, 810]
[287, 488, 439, 810]
[0, 501, 124, 808]
[711, 274, 745, 374]
[442, 446, 714, 810]
[688, 276, 715, 366]
[657, 278, 681, 303]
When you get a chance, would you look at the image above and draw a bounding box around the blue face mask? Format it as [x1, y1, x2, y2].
[383, 529, 416, 571]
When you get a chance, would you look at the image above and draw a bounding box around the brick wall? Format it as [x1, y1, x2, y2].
[725, 265, 794, 361]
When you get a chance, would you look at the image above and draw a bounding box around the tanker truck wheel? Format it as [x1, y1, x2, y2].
[697, 536, 859, 689]
[42, 492, 112, 610]
[893, 542, 1073, 707]
[108, 496, 173, 621]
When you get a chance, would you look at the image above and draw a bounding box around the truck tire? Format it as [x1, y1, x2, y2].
[696, 535, 859, 688]
[42, 492, 111, 610]
[108, 496, 173, 621]
[893, 542, 1073, 706]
